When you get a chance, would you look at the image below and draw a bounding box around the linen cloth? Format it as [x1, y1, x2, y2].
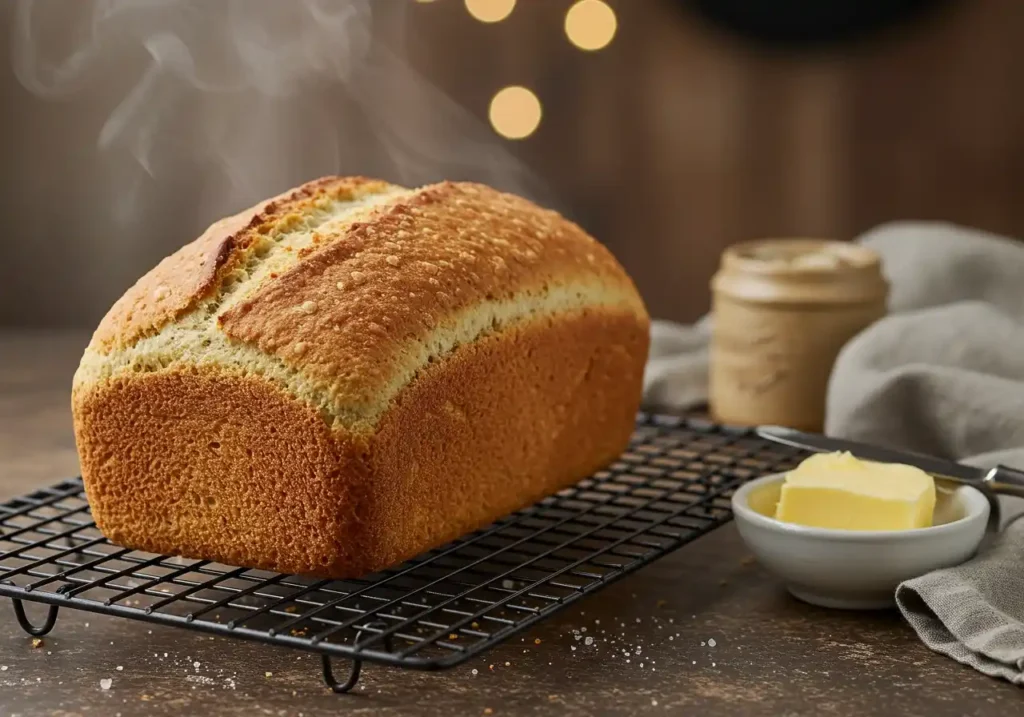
[642, 222, 1024, 682]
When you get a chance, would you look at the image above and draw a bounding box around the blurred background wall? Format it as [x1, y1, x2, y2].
[2, 0, 1023, 329]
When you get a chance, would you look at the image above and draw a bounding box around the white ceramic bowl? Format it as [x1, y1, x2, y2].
[732, 473, 990, 610]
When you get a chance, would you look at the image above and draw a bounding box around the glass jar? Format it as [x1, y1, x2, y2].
[710, 238, 889, 431]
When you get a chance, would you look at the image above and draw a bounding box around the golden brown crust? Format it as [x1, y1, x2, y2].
[75, 368, 375, 575]
[362, 307, 649, 572]
[73, 175, 651, 578]
[90, 176, 393, 352]
[75, 307, 648, 578]
[220, 181, 641, 414]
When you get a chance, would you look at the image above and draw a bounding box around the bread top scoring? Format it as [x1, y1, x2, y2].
[75, 177, 648, 430]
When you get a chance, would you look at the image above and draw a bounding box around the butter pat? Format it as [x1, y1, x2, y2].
[774, 451, 936, 531]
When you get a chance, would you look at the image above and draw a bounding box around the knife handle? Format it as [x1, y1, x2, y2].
[984, 465, 1024, 499]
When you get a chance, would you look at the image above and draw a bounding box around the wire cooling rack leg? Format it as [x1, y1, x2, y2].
[321, 654, 362, 694]
[318, 620, 394, 694]
[7, 584, 73, 637]
[11, 599, 60, 637]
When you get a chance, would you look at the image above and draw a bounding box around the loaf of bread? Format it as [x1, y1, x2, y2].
[72, 177, 650, 578]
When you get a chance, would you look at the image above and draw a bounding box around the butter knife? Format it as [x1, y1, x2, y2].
[756, 425, 1024, 499]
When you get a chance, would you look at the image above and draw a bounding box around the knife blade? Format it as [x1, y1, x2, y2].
[755, 425, 986, 483]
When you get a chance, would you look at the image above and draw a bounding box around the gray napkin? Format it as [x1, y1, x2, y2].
[642, 221, 1024, 683]
[896, 517, 1024, 684]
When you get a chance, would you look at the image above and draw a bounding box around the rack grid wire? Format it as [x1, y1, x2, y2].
[0, 414, 804, 692]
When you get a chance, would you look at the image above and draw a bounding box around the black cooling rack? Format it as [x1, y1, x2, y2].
[0, 414, 802, 693]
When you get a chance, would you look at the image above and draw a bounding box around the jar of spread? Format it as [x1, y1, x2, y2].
[709, 239, 888, 431]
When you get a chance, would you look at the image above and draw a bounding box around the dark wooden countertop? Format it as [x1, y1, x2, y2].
[1, 330, 1020, 716]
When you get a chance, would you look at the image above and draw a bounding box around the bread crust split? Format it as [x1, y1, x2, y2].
[72, 176, 650, 578]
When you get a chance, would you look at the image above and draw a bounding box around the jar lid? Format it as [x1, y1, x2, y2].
[713, 238, 888, 305]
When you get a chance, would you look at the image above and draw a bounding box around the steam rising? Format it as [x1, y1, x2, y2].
[12, 0, 551, 225]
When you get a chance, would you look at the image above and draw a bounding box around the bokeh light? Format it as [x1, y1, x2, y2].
[465, 0, 516, 23]
[565, 0, 617, 51]
[489, 86, 542, 140]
